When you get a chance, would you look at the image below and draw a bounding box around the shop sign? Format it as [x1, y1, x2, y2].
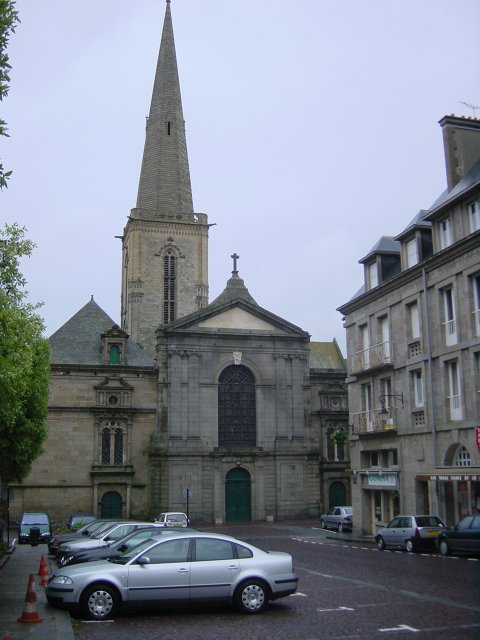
[367, 473, 397, 487]
[429, 474, 479, 481]
[476, 426, 480, 451]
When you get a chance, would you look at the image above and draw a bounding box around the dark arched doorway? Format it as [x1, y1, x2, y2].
[100, 491, 123, 518]
[328, 481, 346, 509]
[225, 467, 251, 522]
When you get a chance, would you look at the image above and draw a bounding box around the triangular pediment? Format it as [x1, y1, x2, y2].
[198, 307, 276, 331]
[165, 299, 309, 339]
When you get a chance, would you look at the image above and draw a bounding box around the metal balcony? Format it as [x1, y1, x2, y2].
[349, 341, 393, 374]
[351, 408, 398, 435]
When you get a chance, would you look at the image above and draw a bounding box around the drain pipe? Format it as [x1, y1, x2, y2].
[422, 266, 439, 514]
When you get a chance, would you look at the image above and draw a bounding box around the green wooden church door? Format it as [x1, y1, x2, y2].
[225, 468, 251, 522]
[100, 491, 123, 518]
[328, 481, 346, 509]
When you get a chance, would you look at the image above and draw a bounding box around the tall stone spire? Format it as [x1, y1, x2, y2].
[136, 0, 194, 214]
[121, 0, 209, 356]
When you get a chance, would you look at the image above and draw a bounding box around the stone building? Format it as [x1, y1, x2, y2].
[9, 2, 348, 524]
[338, 114, 480, 535]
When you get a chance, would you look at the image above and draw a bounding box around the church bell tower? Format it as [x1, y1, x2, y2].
[121, 0, 209, 355]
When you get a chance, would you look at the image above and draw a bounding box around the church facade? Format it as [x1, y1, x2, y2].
[9, 2, 348, 525]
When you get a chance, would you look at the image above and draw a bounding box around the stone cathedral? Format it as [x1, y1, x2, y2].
[9, 2, 348, 524]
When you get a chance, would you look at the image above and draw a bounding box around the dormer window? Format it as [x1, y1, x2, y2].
[469, 200, 480, 233]
[109, 345, 120, 365]
[406, 238, 418, 268]
[101, 325, 128, 366]
[368, 262, 378, 289]
[439, 217, 453, 249]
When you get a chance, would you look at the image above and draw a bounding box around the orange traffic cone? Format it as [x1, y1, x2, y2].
[38, 555, 49, 586]
[17, 573, 43, 623]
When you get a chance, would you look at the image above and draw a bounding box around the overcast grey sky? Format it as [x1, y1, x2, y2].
[2, 0, 479, 353]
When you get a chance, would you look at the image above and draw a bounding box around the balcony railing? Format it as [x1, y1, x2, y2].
[349, 341, 393, 374]
[351, 408, 398, 435]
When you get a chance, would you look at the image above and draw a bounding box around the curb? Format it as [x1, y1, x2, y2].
[0, 538, 16, 569]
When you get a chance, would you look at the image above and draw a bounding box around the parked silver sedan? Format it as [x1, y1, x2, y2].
[375, 514, 446, 552]
[46, 532, 298, 619]
[320, 506, 353, 532]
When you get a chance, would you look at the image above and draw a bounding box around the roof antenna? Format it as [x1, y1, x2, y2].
[459, 101, 480, 117]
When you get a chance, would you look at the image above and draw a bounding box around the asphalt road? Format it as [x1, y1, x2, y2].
[71, 521, 480, 640]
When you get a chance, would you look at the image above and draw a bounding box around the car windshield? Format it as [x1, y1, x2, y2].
[22, 514, 48, 525]
[344, 508, 353, 515]
[91, 523, 117, 539]
[109, 538, 158, 565]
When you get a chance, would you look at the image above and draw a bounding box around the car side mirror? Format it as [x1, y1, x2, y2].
[136, 556, 150, 565]
[118, 544, 127, 552]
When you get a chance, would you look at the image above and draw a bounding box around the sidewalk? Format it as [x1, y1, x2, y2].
[0, 540, 74, 640]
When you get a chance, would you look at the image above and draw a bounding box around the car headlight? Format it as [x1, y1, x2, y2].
[52, 575, 74, 585]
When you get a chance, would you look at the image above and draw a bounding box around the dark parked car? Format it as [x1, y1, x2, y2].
[46, 532, 298, 619]
[55, 521, 154, 565]
[18, 512, 52, 544]
[320, 506, 353, 532]
[67, 514, 96, 530]
[375, 514, 446, 552]
[438, 514, 480, 557]
[49, 520, 117, 556]
[58, 526, 195, 567]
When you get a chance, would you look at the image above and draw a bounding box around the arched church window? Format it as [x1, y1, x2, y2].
[218, 365, 256, 447]
[101, 422, 126, 465]
[163, 253, 176, 324]
[109, 344, 120, 365]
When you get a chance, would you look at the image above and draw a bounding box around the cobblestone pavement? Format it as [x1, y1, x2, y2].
[71, 521, 480, 640]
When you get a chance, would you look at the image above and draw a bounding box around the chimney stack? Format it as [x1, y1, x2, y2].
[439, 114, 480, 192]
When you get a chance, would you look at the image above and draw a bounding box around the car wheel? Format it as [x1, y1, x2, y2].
[376, 536, 386, 551]
[320, 519, 327, 529]
[234, 579, 270, 614]
[81, 583, 119, 621]
[405, 539, 415, 553]
[338, 523, 344, 533]
[439, 539, 449, 556]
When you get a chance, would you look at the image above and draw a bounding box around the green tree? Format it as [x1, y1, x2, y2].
[0, 0, 19, 189]
[0, 223, 50, 483]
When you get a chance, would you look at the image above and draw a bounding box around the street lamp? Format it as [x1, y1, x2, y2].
[378, 394, 404, 421]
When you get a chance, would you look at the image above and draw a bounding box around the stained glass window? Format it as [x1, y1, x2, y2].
[218, 365, 256, 447]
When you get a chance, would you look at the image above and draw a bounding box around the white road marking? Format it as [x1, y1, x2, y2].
[378, 624, 419, 633]
[317, 606, 355, 612]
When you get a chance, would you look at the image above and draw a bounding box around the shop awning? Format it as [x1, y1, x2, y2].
[416, 468, 480, 482]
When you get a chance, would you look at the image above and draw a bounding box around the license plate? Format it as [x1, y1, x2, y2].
[426, 529, 440, 536]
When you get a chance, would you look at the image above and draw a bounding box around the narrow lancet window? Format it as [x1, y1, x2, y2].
[163, 254, 176, 323]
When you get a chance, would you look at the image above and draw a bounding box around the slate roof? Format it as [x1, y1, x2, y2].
[49, 297, 153, 366]
[427, 156, 480, 217]
[359, 236, 400, 263]
[394, 209, 431, 241]
[309, 341, 346, 370]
